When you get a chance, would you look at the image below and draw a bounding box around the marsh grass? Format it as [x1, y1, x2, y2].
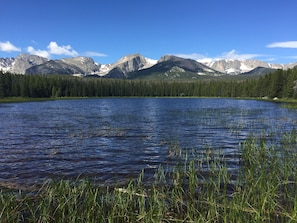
[1, 132, 297, 222]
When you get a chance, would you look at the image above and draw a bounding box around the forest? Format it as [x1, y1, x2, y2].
[1, 66, 297, 99]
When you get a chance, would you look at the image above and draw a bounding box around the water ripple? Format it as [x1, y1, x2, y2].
[0, 98, 296, 188]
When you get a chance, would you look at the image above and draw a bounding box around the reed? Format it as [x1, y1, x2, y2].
[1, 131, 297, 222]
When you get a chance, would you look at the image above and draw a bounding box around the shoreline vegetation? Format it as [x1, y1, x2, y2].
[2, 96, 297, 109]
[1, 132, 297, 222]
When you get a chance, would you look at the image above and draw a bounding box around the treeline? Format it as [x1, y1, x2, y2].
[1, 67, 297, 99]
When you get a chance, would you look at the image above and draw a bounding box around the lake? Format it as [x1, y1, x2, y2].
[1, 98, 297, 188]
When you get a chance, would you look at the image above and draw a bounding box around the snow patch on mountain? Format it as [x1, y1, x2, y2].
[0, 57, 14, 72]
[199, 59, 286, 75]
[101, 54, 157, 77]
[97, 64, 112, 76]
[1, 53, 296, 76]
[146, 58, 158, 66]
[61, 56, 101, 74]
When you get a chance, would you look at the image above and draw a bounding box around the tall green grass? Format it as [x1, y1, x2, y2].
[1, 131, 297, 222]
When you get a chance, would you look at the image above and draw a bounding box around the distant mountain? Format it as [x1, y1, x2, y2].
[128, 55, 221, 79]
[158, 55, 218, 73]
[286, 62, 297, 69]
[25, 60, 86, 75]
[201, 59, 284, 75]
[0, 57, 14, 72]
[0, 53, 158, 77]
[26, 56, 102, 75]
[1, 53, 297, 79]
[5, 54, 49, 74]
[61, 57, 101, 74]
[105, 67, 126, 78]
[241, 67, 277, 75]
[104, 54, 157, 78]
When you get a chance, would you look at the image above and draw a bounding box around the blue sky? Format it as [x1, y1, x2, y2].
[0, 0, 297, 64]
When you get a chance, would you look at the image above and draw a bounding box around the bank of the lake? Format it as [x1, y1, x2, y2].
[1, 95, 296, 102]
[0, 96, 93, 103]
[1, 132, 297, 222]
[2, 95, 297, 111]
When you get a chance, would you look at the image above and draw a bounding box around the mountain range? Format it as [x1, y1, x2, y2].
[1, 53, 297, 79]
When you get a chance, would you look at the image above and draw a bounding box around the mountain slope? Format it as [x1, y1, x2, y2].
[1, 53, 297, 78]
[0, 57, 14, 72]
[25, 60, 85, 75]
[286, 62, 297, 69]
[11, 54, 49, 74]
[61, 57, 101, 74]
[202, 59, 284, 75]
[241, 67, 276, 75]
[157, 55, 212, 71]
[128, 55, 221, 80]
[104, 54, 157, 78]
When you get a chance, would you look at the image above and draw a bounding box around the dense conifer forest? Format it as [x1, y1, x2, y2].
[1, 67, 297, 99]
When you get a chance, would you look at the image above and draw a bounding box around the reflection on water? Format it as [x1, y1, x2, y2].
[0, 98, 296, 188]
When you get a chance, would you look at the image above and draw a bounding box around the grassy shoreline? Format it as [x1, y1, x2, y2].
[1, 95, 297, 103]
[1, 132, 297, 222]
[0, 97, 93, 103]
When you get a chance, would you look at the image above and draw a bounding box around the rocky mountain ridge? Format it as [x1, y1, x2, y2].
[25, 56, 102, 76]
[0, 57, 14, 72]
[130, 55, 220, 79]
[104, 54, 157, 78]
[200, 59, 294, 75]
[0, 54, 49, 74]
[1, 53, 296, 78]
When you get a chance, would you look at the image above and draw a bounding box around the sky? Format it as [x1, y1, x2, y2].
[0, 0, 297, 65]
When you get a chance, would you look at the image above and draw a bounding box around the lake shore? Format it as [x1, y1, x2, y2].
[1, 95, 297, 103]
[1, 133, 297, 222]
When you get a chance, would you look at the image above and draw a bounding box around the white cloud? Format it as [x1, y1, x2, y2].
[27, 46, 50, 58]
[0, 41, 21, 52]
[267, 41, 297, 48]
[176, 50, 262, 62]
[85, 51, 107, 57]
[175, 53, 209, 61]
[47, 41, 78, 56]
[217, 49, 262, 60]
[26, 41, 79, 58]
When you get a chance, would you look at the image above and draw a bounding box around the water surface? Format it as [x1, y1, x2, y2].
[0, 98, 296, 187]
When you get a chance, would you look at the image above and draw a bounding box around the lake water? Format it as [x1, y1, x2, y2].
[1, 98, 297, 188]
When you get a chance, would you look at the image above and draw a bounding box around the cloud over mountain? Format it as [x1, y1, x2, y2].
[0, 41, 21, 52]
[26, 42, 79, 59]
[267, 41, 297, 48]
[47, 42, 78, 56]
[25, 41, 106, 60]
[217, 50, 263, 61]
[84, 51, 108, 57]
[176, 50, 264, 63]
[27, 46, 50, 58]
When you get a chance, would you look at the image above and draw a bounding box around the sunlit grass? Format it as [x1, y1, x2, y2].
[1, 131, 297, 222]
[0, 97, 51, 103]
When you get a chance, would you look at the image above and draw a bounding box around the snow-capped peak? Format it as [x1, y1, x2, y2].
[145, 57, 158, 66]
[199, 59, 285, 75]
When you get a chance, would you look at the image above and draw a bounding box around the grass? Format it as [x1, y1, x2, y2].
[0, 97, 93, 104]
[279, 99, 297, 109]
[0, 97, 52, 103]
[1, 132, 297, 222]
